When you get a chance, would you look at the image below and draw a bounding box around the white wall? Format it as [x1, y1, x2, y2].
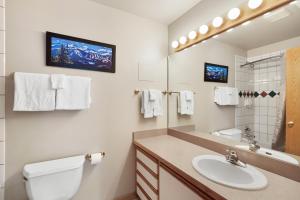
[168, 40, 246, 132]
[5, 0, 168, 199]
[247, 36, 300, 57]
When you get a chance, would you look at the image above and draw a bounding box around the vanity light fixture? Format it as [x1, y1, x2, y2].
[248, 0, 263, 10]
[199, 25, 209, 35]
[171, 40, 179, 49]
[227, 8, 241, 20]
[173, 0, 291, 52]
[289, 0, 297, 5]
[179, 36, 188, 45]
[242, 20, 252, 26]
[212, 16, 224, 28]
[188, 31, 197, 40]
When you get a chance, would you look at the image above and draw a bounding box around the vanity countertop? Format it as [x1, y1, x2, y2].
[134, 134, 300, 200]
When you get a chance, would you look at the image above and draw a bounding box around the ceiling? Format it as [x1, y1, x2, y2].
[91, 0, 202, 25]
[217, 2, 300, 50]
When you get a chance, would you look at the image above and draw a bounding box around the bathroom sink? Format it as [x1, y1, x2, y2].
[235, 145, 299, 165]
[192, 155, 267, 190]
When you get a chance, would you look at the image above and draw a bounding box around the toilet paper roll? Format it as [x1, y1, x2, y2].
[90, 153, 103, 165]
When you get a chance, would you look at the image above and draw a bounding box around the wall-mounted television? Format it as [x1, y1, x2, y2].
[46, 32, 116, 73]
[204, 62, 228, 83]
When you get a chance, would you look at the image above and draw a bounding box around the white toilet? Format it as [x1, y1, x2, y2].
[23, 155, 85, 200]
[211, 128, 242, 142]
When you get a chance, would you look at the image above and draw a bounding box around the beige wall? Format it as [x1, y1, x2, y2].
[5, 0, 168, 199]
[0, 0, 5, 199]
[247, 36, 300, 57]
[168, 40, 246, 132]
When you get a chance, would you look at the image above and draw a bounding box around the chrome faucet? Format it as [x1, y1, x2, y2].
[243, 127, 260, 152]
[225, 149, 247, 168]
[249, 140, 260, 152]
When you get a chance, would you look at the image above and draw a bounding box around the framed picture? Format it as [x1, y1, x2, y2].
[46, 32, 116, 73]
[204, 62, 228, 83]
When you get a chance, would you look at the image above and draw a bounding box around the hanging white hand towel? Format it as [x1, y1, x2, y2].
[214, 87, 239, 106]
[55, 75, 91, 110]
[50, 74, 66, 89]
[13, 72, 56, 111]
[178, 90, 194, 115]
[149, 89, 163, 117]
[141, 90, 154, 118]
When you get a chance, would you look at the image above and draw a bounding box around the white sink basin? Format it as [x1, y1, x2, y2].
[192, 155, 267, 190]
[235, 145, 299, 165]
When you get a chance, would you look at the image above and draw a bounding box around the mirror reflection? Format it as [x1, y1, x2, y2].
[168, 3, 300, 165]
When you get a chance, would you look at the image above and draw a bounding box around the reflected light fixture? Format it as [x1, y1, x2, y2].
[227, 8, 241, 20]
[212, 35, 219, 39]
[171, 40, 179, 49]
[226, 28, 234, 33]
[212, 17, 224, 28]
[242, 20, 251, 26]
[188, 31, 197, 40]
[248, 0, 263, 10]
[179, 36, 187, 45]
[199, 25, 209, 35]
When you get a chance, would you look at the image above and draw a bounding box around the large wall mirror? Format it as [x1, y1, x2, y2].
[167, 2, 300, 167]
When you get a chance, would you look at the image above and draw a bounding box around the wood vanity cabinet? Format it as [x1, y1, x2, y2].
[135, 147, 211, 200]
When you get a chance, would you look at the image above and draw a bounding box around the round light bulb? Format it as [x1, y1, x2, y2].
[188, 31, 197, 40]
[179, 36, 187, 45]
[199, 25, 209, 35]
[171, 40, 179, 49]
[212, 17, 224, 28]
[248, 0, 263, 10]
[227, 8, 241, 20]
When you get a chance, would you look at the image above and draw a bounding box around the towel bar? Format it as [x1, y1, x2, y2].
[134, 89, 167, 95]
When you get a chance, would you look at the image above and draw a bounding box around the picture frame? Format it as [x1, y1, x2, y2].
[204, 62, 228, 83]
[46, 32, 116, 73]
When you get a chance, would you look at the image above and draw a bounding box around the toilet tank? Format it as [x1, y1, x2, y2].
[23, 155, 85, 200]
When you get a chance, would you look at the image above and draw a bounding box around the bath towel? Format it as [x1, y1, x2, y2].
[178, 90, 194, 115]
[50, 74, 65, 89]
[55, 75, 91, 110]
[13, 72, 56, 111]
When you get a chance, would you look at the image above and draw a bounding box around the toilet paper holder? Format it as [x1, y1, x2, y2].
[85, 152, 105, 161]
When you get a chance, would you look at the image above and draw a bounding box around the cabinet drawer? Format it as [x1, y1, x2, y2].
[137, 162, 158, 190]
[136, 149, 158, 174]
[137, 186, 148, 200]
[137, 174, 158, 200]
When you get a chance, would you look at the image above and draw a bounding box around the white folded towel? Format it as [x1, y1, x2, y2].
[55, 76, 91, 110]
[150, 89, 163, 117]
[141, 89, 163, 118]
[13, 72, 56, 111]
[51, 74, 65, 89]
[178, 90, 194, 115]
[141, 90, 154, 118]
[214, 87, 239, 106]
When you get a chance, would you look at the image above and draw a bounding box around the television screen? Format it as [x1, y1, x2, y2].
[204, 63, 228, 83]
[46, 32, 116, 73]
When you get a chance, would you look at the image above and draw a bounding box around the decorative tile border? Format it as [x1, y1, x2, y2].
[239, 90, 280, 98]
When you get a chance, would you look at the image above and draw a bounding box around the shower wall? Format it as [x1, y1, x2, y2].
[235, 51, 284, 148]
